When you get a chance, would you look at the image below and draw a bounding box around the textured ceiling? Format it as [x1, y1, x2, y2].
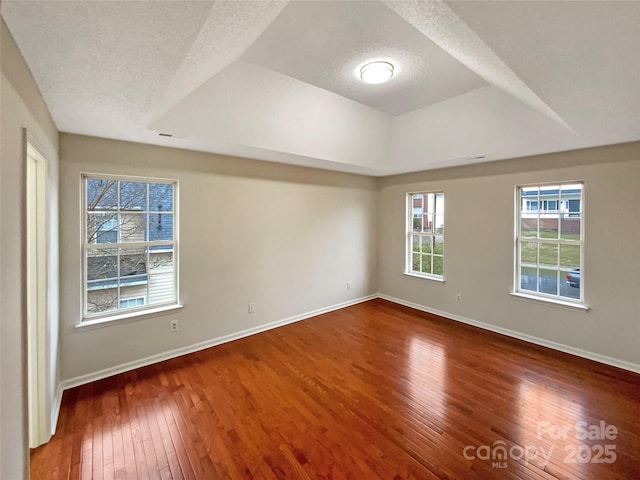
[240, 0, 486, 115]
[2, 0, 639, 176]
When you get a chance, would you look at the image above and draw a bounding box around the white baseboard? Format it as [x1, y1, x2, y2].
[378, 294, 640, 374]
[52, 292, 638, 438]
[61, 294, 378, 391]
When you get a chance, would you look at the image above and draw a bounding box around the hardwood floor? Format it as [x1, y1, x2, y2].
[32, 299, 640, 479]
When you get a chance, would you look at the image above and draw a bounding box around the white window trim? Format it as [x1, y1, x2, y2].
[76, 303, 184, 330]
[405, 191, 445, 281]
[81, 173, 179, 322]
[403, 271, 446, 283]
[510, 292, 589, 312]
[513, 181, 586, 308]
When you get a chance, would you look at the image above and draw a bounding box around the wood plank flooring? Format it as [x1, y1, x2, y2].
[31, 299, 640, 479]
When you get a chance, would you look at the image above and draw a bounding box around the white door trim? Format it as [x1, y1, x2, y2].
[26, 135, 50, 448]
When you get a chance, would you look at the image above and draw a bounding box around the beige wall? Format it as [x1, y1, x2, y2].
[1, 18, 59, 479]
[59, 133, 378, 381]
[379, 142, 640, 367]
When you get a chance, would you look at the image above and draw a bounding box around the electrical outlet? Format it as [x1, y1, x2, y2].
[456, 293, 462, 303]
[248, 302, 255, 313]
[169, 320, 179, 332]
[347, 281, 352, 290]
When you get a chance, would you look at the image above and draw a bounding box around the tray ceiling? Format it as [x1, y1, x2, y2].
[2, 0, 639, 176]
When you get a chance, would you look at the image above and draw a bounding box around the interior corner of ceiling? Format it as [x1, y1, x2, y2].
[382, 0, 577, 136]
[147, 0, 290, 129]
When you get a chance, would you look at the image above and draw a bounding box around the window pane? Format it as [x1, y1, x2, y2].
[87, 248, 117, 282]
[421, 254, 432, 274]
[520, 215, 538, 238]
[434, 236, 444, 255]
[412, 195, 424, 233]
[86, 247, 118, 314]
[412, 253, 420, 271]
[520, 266, 538, 292]
[86, 178, 117, 211]
[421, 213, 433, 233]
[520, 241, 538, 265]
[433, 256, 443, 276]
[539, 186, 559, 209]
[434, 214, 444, 234]
[412, 235, 420, 252]
[119, 247, 147, 277]
[118, 246, 148, 310]
[521, 187, 539, 212]
[560, 217, 581, 240]
[87, 212, 117, 244]
[119, 213, 146, 242]
[538, 268, 559, 295]
[119, 181, 147, 211]
[421, 236, 432, 254]
[87, 289, 117, 314]
[149, 183, 173, 212]
[559, 244, 580, 269]
[425, 193, 435, 215]
[149, 245, 174, 271]
[539, 243, 558, 267]
[540, 217, 559, 239]
[148, 245, 174, 306]
[148, 213, 173, 241]
[562, 267, 580, 299]
[561, 184, 582, 216]
[560, 242, 581, 297]
[434, 193, 444, 214]
[538, 185, 559, 240]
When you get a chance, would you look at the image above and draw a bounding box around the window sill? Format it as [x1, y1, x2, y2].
[77, 303, 183, 330]
[510, 292, 589, 312]
[403, 272, 445, 284]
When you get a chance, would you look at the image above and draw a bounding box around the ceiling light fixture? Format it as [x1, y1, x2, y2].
[360, 61, 394, 84]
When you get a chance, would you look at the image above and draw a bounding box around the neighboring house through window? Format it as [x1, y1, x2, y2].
[119, 297, 145, 309]
[406, 192, 444, 279]
[83, 175, 178, 319]
[94, 214, 117, 244]
[515, 182, 584, 305]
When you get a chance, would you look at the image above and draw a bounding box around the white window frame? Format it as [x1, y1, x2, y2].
[405, 191, 445, 281]
[513, 181, 586, 309]
[82, 173, 179, 321]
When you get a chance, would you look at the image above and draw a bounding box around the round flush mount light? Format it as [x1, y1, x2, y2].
[360, 61, 394, 84]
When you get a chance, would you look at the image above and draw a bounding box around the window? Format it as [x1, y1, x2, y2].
[93, 214, 117, 244]
[406, 192, 444, 279]
[83, 175, 178, 319]
[516, 182, 583, 304]
[524, 199, 560, 214]
[119, 297, 145, 309]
